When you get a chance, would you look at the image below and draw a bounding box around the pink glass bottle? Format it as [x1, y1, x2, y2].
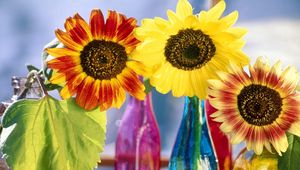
[115, 92, 161, 170]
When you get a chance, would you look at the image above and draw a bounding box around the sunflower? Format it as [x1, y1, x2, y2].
[208, 57, 300, 155]
[132, 0, 249, 99]
[46, 9, 149, 111]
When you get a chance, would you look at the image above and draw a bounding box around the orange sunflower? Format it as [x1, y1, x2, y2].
[46, 9, 148, 111]
[208, 57, 300, 155]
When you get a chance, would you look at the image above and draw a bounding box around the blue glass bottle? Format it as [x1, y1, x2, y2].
[169, 97, 200, 169]
[169, 97, 217, 170]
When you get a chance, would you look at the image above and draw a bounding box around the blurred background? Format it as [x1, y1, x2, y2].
[0, 0, 300, 169]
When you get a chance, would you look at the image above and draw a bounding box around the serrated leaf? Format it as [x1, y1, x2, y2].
[1, 96, 106, 170]
[278, 134, 300, 170]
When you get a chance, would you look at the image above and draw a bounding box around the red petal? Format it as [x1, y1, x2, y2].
[117, 68, 145, 100]
[57, 65, 82, 81]
[76, 76, 94, 110]
[84, 80, 100, 110]
[73, 13, 85, 21]
[89, 9, 105, 39]
[47, 56, 79, 70]
[65, 18, 90, 45]
[117, 17, 137, 41]
[60, 73, 86, 99]
[55, 29, 82, 51]
[99, 80, 113, 111]
[105, 10, 118, 40]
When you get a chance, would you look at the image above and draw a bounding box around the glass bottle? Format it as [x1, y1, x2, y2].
[0, 76, 24, 117]
[169, 96, 201, 169]
[115, 92, 161, 170]
[169, 97, 218, 170]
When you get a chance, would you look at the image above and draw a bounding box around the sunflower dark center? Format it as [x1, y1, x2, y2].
[164, 29, 216, 70]
[237, 84, 283, 126]
[80, 40, 127, 80]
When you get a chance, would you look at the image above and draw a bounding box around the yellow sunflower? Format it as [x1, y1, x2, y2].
[132, 0, 249, 99]
[46, 9, 149, 111]
[208, 57, 300, 155]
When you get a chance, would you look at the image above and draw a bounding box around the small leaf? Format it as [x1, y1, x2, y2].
[2, 96, 106, 170]
[144, 78, 153, 94]
[45, 83, 62, 91]
[278, 134, 300, 170]
[26, 65, 40, 72]
[44, 69, 54, 81]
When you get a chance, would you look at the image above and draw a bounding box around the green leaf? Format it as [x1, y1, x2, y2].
[26, 64, 40, 72]
[2, 96, 106, 170]
[44, 69, 54, 81]
[278, 134, 300, 170]
[144, 78, 153, 94]
[44, 83, 62, 91]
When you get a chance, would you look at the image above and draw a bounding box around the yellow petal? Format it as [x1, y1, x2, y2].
[207, 0, 226, 20]
[176, 0, 193, 19]
[151, 62, 174, 94]
[220, 11, 238, 28]
[45, 48, 79, 58]
[154, 17, 169, 30]
[50, 72, 66, 84]
[227, 27, 247, 38]
[288, 121, 300, 137]
[110, 78, 126, 109]
[126, 61, 152, 77]
[167, 10, 183, 24]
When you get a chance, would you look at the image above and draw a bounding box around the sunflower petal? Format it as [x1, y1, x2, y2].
[207, 1, 226, 20]
[99, 80, 113, 111]
[65, 18, 90, 45]
[176, 0, 193, 19]
[280, 66, 298, 95]
[76, 76, 95, 110]
[220, 11, 238, 28]
[47, 56, 80, 70]
[126, 61, 151, 77]
[45, 48, 79, 58]
[89, 9, 105, 39]
[110, 78, 126, 109]
[50, 72, 66, 84]
[84, 79, 100, 110]
[60, 73, 86, 99]
[55, 29, 83, 51]
[288, 121, 300, 137]
[117, 17, 137, 41]
[167, 10, 182, 24]
[105, 10, 119, 40]
[117, 68, 145, 100]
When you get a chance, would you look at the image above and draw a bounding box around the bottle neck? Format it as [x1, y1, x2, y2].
[127, 92, 153, 111]
[183, 96, 200, 117]
[123, 92, 156, 123]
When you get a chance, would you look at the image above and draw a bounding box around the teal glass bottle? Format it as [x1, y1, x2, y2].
[169, 96, 201, 169]
[169, 97, 217, 170]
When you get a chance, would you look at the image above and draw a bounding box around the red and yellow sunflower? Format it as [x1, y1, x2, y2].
[208, 57, 300, 155]
[46, 9, 149, 111]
